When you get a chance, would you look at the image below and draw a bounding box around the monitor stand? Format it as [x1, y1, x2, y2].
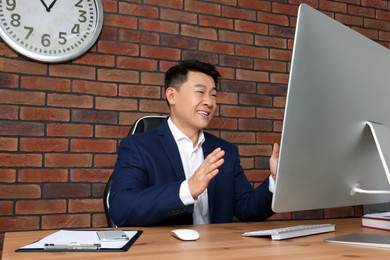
[350, 121, 390, 195]
[330, 121, 390, 248]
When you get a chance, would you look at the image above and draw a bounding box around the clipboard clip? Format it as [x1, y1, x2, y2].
[44, 242, 101, 250]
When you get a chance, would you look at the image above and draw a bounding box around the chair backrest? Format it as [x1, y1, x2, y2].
[104, 115, 167, 227]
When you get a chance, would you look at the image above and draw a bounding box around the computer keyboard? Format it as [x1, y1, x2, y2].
[242, 223, 335, 240]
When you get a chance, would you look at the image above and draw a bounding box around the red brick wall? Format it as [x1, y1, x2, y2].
[1, 0, 389, 245]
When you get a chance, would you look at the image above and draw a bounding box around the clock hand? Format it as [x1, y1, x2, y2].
[40, 0, 49, 11]
[47, 0, 58, 12]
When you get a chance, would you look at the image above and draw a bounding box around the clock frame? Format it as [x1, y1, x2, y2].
[0, 0, 104, 63]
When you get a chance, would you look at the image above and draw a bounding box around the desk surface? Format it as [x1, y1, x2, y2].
[2, 218, 389, 259]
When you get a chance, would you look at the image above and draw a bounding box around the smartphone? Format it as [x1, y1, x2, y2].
[97, 230, 129, 241]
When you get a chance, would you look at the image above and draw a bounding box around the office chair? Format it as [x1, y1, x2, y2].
[103, 115, 167, 227]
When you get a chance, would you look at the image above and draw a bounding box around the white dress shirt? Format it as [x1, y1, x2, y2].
[167, 118, 275, 224]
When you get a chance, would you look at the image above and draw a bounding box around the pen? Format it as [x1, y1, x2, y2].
[44, 243, 101, 250]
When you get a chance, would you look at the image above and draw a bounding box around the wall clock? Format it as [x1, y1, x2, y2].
[0, 0, 103, 63]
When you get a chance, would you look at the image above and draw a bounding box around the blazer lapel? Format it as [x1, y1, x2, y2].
[157, 120, 186, 181]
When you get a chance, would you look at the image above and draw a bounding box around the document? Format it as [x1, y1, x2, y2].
[16, 229, 142, 252]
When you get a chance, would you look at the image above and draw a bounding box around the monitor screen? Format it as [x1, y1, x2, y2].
[272, 4, 390, 213]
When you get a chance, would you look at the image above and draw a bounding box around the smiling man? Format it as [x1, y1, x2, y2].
[109, 60, 279, 226]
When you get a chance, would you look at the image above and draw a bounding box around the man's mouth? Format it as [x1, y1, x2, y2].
[197, 110, 210, 116]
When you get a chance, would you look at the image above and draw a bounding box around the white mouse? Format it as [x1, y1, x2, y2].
[171, 229, 200, 241]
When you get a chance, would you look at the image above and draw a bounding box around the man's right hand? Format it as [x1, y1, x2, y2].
[188, 147, 225, 199]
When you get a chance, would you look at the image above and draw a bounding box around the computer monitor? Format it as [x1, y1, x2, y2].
[272, 4, 390, 213]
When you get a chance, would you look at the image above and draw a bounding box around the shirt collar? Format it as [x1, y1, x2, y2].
[168, 117, 205, 147]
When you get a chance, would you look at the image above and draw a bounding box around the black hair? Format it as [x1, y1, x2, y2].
[164, 60, 221, 91]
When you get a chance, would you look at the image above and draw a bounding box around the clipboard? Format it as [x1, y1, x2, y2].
[15, 229, 143, 252]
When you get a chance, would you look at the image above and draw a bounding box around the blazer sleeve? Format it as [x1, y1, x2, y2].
[108, 136, 193, 226]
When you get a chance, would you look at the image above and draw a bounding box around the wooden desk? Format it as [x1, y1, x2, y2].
[2, 218, 389, 259]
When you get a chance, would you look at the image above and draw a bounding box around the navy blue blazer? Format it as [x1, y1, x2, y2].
[109, 119, 274, 227]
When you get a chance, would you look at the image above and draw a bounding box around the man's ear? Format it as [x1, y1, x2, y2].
[165, 87, 175, 106]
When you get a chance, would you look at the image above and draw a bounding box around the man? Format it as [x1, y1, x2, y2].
[109, 60, 279, 226]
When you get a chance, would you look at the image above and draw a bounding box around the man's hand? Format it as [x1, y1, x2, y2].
[270, 143, 280, 181]
[188, 147, 225, 199]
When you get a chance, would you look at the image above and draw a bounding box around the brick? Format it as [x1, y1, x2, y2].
[0, 89, 45, 105]
[71, 139, 117, 153]
[104, 13, 137, 29]
[215, 91, 238, 105]
[221, 131, 256, 144]
[270, 72, 289, 84]
[45, 154, 92, 167]
[144, 0, 183, 9]
[256, 132, 281, 144]
[72, 80, 117, 96]
[221, 80, 256, 93]
[274, 96, 286, 108]
[256, 107, 284, 119]
[208, 117, 237, 130]
[236, 45, 268, 59]
[42, 214, 90, 229]
[269, 25, 295, 38]
[94, 154, 117, 167]
[0, 105, 18, 119]
[49, 64, 96, 80]
[238, 144, 271, 156]
[270, 49, 292, 61]
[141, 45, 181, 60]
[72, 109, 118, 124]
[139, 100, 170, 113]
[0, 137, 17, 151]
[18, 169, 68, 182]
[119, 2, 158, 18]
[335, 13, 363, 27]
[236, 69, 269, 82]
[319, 0, 347, 13]
[119, 84, 161, 99]
[238, 0, 271, 11]
[182, 25, 218, 40]
[0, 216, 40, 231]
[0, 201, 13, 215]
[119, 30, 160, 45]
[255, 35, 287, 48]
[140, 19, 179, 34]
[220, 105, 255, 118]
[47, 123, 93, 137]
[258, 11, 289, 26]
[20, 138, 68, 152]
[0, 58, 47, 75]
[74, 53, 115, 67]
[95, 97, 138, 111]
[98, 69, 139, 83]
[219, 30, 253, 44]
[69, 199, 104, 213]
[348, 5, 375, 18]
[160, 9, 198, 24]
[140, 72, 165, 85]
[95, 125, 131, 138]
[71, 169, 112, 182]
[362, 0, 387, 9]
[47, 93, 93, 108]
[199, 15, 233, 29]
[20, 107, 69, 121]
[199, 41, 234, 55]
[0, 72, 19, 88]
[324, 207, 355, 218]
[98, 41, 139, 56]
[238, 119, 273, 131]
[0, 154, 42, 167]
[0, 184, 41, 199]
[235, 20, 268, 34]
[93, 183, 107, 198]
[161, 35, 198, 50]
[222, 6, 256, 20]
[117, 57, 158, 71]
[43, 183, 91, 198]
[0, 169, 16, 183]
[220, 56, 253, 69]
[92, 213, 108, 227]
[0, 121, 44, 136]
[255, 59, 286, 72]
[16, 200, 66, 214]
[182, 51, 219, 65]
[364, 18, 390, 30]
[21, 76, 70, 92]
[185, 0, 221, 15]
[376, 10, 390, 21]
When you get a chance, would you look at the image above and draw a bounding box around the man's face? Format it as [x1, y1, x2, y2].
[167, 71, 217, 136]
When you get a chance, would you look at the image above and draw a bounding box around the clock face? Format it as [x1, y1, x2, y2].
[0, 0, 103, 63]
